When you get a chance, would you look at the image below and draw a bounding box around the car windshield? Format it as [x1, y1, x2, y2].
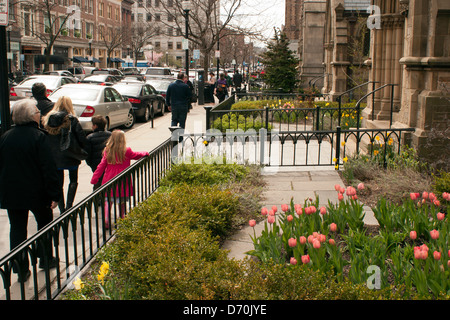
[148, 81, 171, 91]
[20, 77, 59, 87]
[50, 86, 100, 101]
[146, 69, 169, 75]
[113, 85, 141, 96]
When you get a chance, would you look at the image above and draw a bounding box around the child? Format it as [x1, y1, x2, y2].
[86, 115, 111, 190]
[90, 130, 149, 228]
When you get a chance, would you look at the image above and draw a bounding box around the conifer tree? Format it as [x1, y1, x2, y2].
[261, 29, 300, 92]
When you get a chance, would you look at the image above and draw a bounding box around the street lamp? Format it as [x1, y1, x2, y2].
[182, 0, 191, 78]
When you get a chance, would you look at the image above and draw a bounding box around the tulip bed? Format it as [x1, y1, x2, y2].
[248, 186, 450, 298]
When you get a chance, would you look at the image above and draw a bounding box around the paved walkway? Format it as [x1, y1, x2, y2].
[222, 166, 378, 260]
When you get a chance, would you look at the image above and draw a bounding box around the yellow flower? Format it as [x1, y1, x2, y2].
[73, 277, 84, 290]
[374, 150, 379, 156]
[335, 164, 339, 170]
[375, 136, 380, 141]
[332, 157, 337, 162]
[203, 140, 209, 146]
[388, 138, 393, 145]
[341, 141, 346, 146]
[305, 116, 308, 119]
[100, 261, 109, 275]
[343, 157, 348, 163]
[326, 102, 330, 106]
[360, 116, 363, 120]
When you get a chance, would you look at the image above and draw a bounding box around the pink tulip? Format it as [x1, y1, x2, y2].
[433, 200, 440, 207]
[249, 219, 256, 227]
[295, 206, 303, 215]
[420, 250, 428, 260]
[433, 251, 441, 260]
[319, 234, 326, 243]
[329, 239, 335, 246]
[268, 209, 275, 216]
[267, 215, 275, 224]
[310, 206, 317, 214]
[410, 193, 418, 201]
[299, 236, 307, 245]
[422, 191, 428, 200]
[307, 235, 314, 244]
[420, 244, 429, 252]
[429, 193, 436, 201]
[346, 186, 356, 196]
[357, 182, 365, 190]
[313, 239, 321, 249]
[281, 204, 289, 212]
[437, 212, 445, 221]
[409, 230, 417, 240]
[304, 207, 311, 215]
[287, 214, 293, 222]
[414, 248, 421, 260]
[430, 229, 439, 240]
[339, 187, 345, 194]
[334, 184, 341, 192]
[272, 205, 278, 213]
[301, 255, 310, 264]
[290, 257, 297, 265]
[330, 223, 337, 232]
[352, 195, 358, 200]
[261, 207, 268, 216]
[338, 193, 344, 201]
[288, 238, 297, 248]
[320, 207, 326, 215]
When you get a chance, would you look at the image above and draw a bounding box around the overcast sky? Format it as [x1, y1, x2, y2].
[224, 0, 286, 47]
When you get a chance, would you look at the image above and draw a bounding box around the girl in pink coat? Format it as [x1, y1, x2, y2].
[90, 129, 149, 228]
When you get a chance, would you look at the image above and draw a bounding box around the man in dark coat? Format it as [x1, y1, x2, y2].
[232, 70, 243, 93]
[0, 99, 61, 282]
[32, 82, 54, 117]
[166, 72, 192, 129]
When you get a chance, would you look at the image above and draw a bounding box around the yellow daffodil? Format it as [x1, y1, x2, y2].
[343, 157, 348, 163]
[332, 157, 337, 162]
[73, 277, 84, 290]
[326, 102, 330, 106]
[388, 138, 393, 145]
[100, 261, 109, 275]
[335, 164, 339, 170]
[374, 150, 379, 156]
[341, 141, 346, 146]
[375, 136, 380, 141]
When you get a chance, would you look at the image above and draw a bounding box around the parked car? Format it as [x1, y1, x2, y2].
[122, 67, 141, 75]
[146, 78, 172, 101]
[92, 68, 125, 80]
[48, 83, 136, 131]
[142, 67, 173, 79]
[43, 70, 76, 78]
[68, 66, 98, 80]
[9, 75, 78, 100]
[113, 81, 166, 122]
[80, 74, 121, 84]
[123, 74, 146, 82]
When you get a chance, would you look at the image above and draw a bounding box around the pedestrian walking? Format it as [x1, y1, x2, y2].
[207, 72, 216, 103]
[86, 115, 112, 190]
[31, 82, 54, 127]
[0, 99, 61, 283]
[232, 70, 243, 93]
[214, 73, 229, 103]
[183, 74, 195, 112]
[42, 96, 88, 213]
[90, 130, 149, 229]
[166, 72, 192, 129]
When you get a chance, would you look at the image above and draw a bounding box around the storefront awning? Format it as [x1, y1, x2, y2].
[88, 57, 101, 63]
[73, 56, 89, 63]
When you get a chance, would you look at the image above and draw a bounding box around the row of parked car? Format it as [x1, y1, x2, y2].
[9, 67, 175, 132]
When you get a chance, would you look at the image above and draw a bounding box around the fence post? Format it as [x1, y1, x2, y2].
[259, 128, 266, 165]
[390, 84, 394, 128]
[204, 105, 212, 130]
[315, 105, 321, 131]
[169, 126, 181, 163]
[338, 97, 342, 126]
[265, 106, 269, 130]
[335, 126, 341, 170]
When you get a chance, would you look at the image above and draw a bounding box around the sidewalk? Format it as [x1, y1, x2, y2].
[222, 166, 379, 260]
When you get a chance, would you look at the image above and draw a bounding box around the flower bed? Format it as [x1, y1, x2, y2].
[248, 185, 450, 298]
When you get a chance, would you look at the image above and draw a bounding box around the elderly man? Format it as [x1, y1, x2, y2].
[0, 99, 61, 282]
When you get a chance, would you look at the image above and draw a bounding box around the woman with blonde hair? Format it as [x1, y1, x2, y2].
[91, 130, 148, 228]
[43, 96, 87, 213]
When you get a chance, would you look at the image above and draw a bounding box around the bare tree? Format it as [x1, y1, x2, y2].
[98, 24, 125, 68]
[127, 23, 161, 67]
[17, 0, 76, 72]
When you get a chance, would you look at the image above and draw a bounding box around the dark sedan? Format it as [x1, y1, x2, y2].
[113, 81, 166, 122]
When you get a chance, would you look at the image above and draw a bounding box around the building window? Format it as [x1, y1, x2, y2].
[168, 42, 173, 50]
[155, 42, 160, 49]
[154, 0, 159, 7]
[22, 6, 34, 36]
[107, 5, 112, 19]
[167, 0, 173, 7]
[137, 13, 143, 22]
[176, 42, 181, 50]
[176, 28, 182, 36]
[146, 0, 151, 6]
[168, 14, 173, 22]
[98, 2, 104, 17]
[147, 14, 152, 21]
[167, 27, 173, 36]
[155, 13, 161, 21]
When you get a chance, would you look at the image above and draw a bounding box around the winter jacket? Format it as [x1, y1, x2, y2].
[90, 147, 149, 198]
[34, 96, 54, 117]
[165, 79, 192, 111]
[0, 122, 62, 209]
[44, 111, 88, 168]
[86, 129, 112, 172]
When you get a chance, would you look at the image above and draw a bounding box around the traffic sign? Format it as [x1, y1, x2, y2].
[0, 0, 8, 26]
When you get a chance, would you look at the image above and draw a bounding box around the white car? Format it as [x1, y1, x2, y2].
[10, 75, 78, 100]
[48, 83, 136, 131]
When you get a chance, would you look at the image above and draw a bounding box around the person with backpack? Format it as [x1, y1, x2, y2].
[214, 73, 228, 103]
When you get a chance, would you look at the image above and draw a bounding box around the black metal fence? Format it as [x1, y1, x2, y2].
[0, 138, 173, 300]
[173, 127, 415, 168]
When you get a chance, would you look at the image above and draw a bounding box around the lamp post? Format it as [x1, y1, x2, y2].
[182, 0, 191, 78]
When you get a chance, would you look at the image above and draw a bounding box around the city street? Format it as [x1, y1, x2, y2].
[0, 101, 209, 258]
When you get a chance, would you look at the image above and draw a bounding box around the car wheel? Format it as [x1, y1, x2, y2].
[123, 110, 136, 129]
[143, 104, 154, 122]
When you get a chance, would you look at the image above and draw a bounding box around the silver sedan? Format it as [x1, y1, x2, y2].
[9, 75, 78, 100]
[48, 83, 136, 131]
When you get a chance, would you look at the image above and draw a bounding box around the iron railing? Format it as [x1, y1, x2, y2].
[173, 127, 415, 168]
[0, 138, 173, 300]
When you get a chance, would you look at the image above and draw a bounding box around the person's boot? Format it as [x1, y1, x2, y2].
[65, 182, 78, 210]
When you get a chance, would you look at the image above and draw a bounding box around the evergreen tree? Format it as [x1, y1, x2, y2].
[261, 29, 300, 92]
